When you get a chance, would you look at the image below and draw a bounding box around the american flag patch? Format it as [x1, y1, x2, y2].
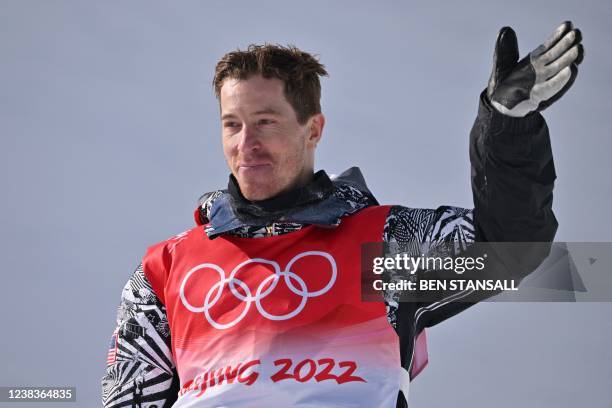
[106, 328, 119, 366]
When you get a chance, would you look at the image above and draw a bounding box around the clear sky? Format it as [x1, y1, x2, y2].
[1, 1, 611, 406]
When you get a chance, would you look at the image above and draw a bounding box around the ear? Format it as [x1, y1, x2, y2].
[307, 113, 325, 147]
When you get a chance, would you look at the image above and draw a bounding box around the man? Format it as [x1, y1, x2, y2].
[102, 21, 584, 407]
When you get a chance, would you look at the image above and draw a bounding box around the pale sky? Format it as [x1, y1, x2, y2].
[1, 1, 610, 406]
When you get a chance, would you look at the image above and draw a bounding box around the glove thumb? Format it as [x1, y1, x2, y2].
[487, 27, 519, 99]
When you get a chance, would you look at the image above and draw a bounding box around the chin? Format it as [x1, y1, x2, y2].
[240, 184, 278, 201]
[238, 175, 295, 201]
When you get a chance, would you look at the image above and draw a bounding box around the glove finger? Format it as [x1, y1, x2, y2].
[541, 21, 573, 52]
[574, 43, 585, 65]
[537, 28, 581, 65]
[487, 26, 519, 98]
[540, 44, 581, 80]
[495, 27, 519, 73]
[533, 65, 573, 104]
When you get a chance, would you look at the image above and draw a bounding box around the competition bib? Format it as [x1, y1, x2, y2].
[144, 205, 404, 407]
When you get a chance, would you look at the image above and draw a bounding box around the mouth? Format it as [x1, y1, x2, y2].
[237, 163, 273, 175]
[239, 163, 270, 168]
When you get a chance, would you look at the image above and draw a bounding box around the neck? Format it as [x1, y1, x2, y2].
[228, 170, 333, 214]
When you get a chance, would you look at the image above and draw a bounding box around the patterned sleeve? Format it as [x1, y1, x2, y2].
[101, 264, 179, 408]
[382, 205, 476, 331]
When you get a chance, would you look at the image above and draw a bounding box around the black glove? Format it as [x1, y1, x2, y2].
[487, 21, 584, 117]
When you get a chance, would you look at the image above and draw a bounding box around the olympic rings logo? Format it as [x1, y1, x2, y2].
[179, 251, 337, 330]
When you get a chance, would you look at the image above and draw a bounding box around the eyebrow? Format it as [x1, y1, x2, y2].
[220, 108, 281, 121]
[253, 108, 281, 116]
[220, 113, 237, 121]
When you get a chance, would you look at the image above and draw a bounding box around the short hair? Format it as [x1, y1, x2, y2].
[213, 44, 328, 124]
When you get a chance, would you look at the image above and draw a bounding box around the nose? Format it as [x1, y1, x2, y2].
[237, 124, 261, 152]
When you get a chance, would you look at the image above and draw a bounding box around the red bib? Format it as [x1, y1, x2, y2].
[143, 205, 403, 407]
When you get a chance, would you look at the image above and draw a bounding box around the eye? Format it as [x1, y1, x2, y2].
[257, 118, 275, 126]
[224, 121, 240, 129]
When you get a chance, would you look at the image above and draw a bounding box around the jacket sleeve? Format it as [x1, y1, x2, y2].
[101, 263, 179, 408]
[470, 89, 558, 245]
[385, 90, 558, 394]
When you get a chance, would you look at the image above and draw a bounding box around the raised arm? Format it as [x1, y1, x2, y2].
[384, 24, 585, 395]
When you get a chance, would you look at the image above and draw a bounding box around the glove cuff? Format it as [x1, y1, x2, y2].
[479, 89, 544, 135]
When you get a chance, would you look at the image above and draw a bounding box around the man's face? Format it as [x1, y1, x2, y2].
[220, 75, 324, 201]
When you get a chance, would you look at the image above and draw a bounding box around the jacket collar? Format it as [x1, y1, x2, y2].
[194, 167, 378, 239]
